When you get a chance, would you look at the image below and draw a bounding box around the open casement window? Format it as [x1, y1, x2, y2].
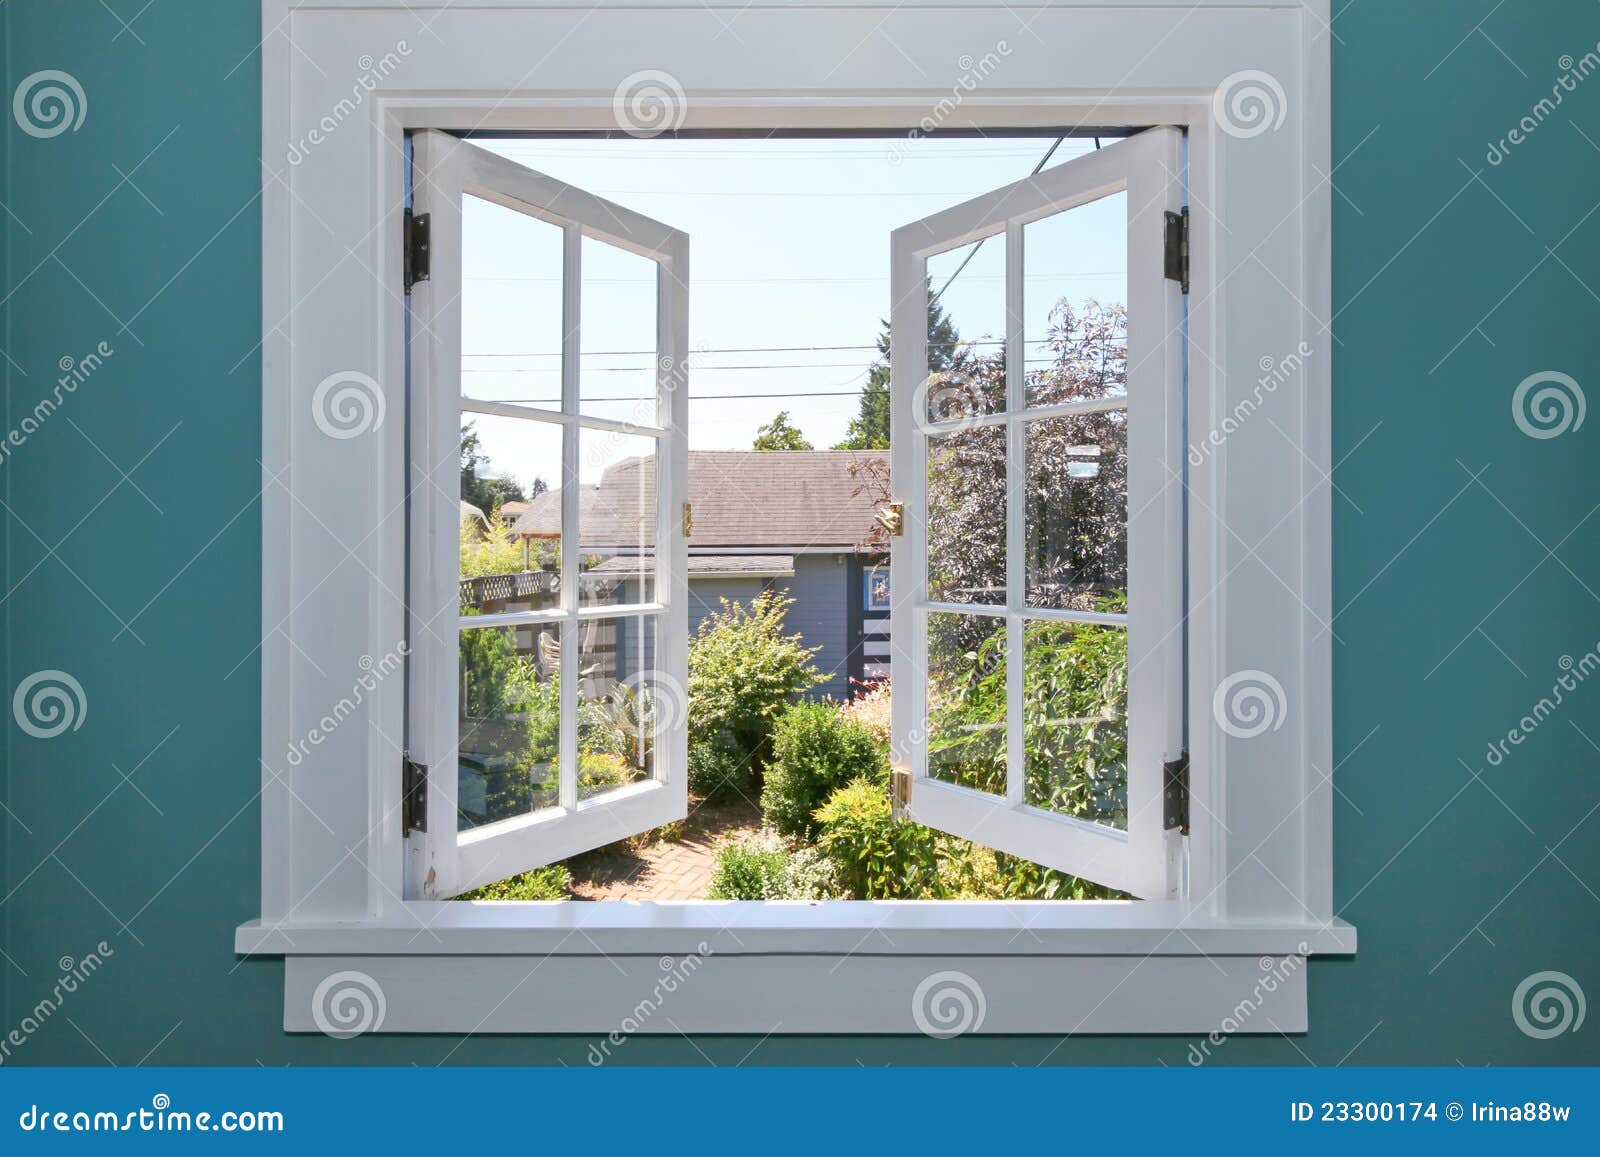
[406, 131, 690, 899]
[889, 128, 1186, 900]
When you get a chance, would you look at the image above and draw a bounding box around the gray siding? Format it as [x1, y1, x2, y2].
[777, 554, 851, 701]
[614, 576, 769, 686]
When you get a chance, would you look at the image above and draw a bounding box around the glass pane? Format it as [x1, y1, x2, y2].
[578, 427, 657, 607]
[461, 194, 564, 409]
[581, 236, 659, 424]
[1022, 619, 1128, 829]
[577, 615, 658, 802]
[1024, 413, 1128, 610]
[922, 237, 1005, 426]
[459, 413, 562, 608]
[457, 624, 561, 828]
[925, 611, 1006, 796]
[1023, 190, 1128, 408]
[926, 425, 1005, 606]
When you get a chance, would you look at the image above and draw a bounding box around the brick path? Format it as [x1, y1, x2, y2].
[567, 796, 762, 901]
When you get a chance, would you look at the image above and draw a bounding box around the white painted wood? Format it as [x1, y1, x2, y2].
[254, 0, 1339, 1031]
[284, 951, 1311, 1034]
[239, 906, 1355, 957]
[893, 129, 1185, 899]
[406, 131, 689, 898]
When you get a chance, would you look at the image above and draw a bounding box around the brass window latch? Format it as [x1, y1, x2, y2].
[682, 502, 692, 538]
[876, 501, 905, 538]
[890, 766, 912, 819]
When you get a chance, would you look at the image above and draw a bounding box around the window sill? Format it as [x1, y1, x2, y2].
[238, 906, 1353, 1034]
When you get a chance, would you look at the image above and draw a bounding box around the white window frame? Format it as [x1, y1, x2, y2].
[406, 131, 690, 899]
[241, 0, 1352, 1035]
[892, 128, 1185, 901]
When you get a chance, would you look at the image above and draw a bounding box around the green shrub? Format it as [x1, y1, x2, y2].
[760, 701, 887, 839]
[688, 591, 825, 766]
[687, 733, 751, 802]
[707, 830, 791, 899]
[780, 846, 843, 900]
[927, 597, 1129, 827]
[456, 865, 571, 901]
[814, 778, 943, 899]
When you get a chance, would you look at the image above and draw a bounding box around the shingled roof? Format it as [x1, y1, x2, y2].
[510, 450, 885, 550]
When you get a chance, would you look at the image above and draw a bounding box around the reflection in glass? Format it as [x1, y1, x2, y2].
[1023, 190, 1128, 408]
[1022, 619, 1128, 828]
[578, 616, 657, 801]
[461, 194, 565, 408]
[457, 623, 562, 828]
[1024, 414, 1128, 610]
[926, 425, 1006, 606]
[581, 236, 659, 423]
[925, 611, 1006, 796]
[923, 240, 1005, 426]
[578, 428, 657, 607]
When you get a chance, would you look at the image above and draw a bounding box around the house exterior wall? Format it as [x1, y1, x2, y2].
[614, 575, 769, 685]
[779, 554, 852, 700]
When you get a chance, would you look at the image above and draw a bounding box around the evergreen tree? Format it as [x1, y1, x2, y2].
[834, 282, 960, 449]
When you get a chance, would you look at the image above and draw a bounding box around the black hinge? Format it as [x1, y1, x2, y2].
[404, 210, 430, 294]
[402, 753, 428, 835]
[1163, 750, 1190, 835]
[1163, 206, 1189, 295]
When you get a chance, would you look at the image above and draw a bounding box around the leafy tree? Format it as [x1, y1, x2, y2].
[460, 420, 544, 514]
[833, 282, 960, 450]
[752, 410, 814, 451]
[459, 510, 525, 579]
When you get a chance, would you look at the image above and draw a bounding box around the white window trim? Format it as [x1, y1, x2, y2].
[242, 0, 1351, 1035]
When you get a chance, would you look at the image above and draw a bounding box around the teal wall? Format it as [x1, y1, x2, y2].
[3, 2, 1597, 1065]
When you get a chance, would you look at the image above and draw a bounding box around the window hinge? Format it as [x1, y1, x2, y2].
[682, 502, 693, 538]
[1163, 206, 1189, 295]
[404, 209, 431, 294]
[402, 753, 428, 835]
[875, 501, 905, 538]
[890, 765, 912, 819]
[1162, 749, 1190, 836]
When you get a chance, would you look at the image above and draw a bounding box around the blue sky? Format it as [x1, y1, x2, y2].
[462, 135, 1127, 492]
